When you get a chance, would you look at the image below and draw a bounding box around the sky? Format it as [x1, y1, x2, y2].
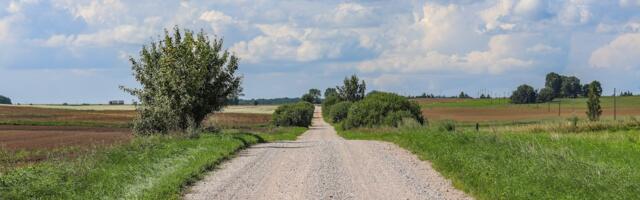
[1, 0, 640, 104]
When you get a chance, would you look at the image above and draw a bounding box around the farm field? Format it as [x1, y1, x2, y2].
[10, 104, 278, 113]
[416, 96, 640, 123]
[0, 105, 277, 172]
[0, 104, 305, 199]
[334, 96, 640, 199]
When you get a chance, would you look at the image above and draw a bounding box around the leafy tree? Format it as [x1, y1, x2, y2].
[458, 91, 471, 98]
[586, 81, 602, 121]
[0, 95, 11, 104]
[121, 27, 242, 135]
[621, 91, 634, 96]
[337, 75, 366, 102]
[545, 72, 563, 98]
[253, 100, 259, 106]
[537, 87, 554, 103]
[510, 84, 537, 104]
[324, 88, 338, 98]
[561, 76, 581, 98]
[581, 84, 590, 97]
[301, 88, 321, 104]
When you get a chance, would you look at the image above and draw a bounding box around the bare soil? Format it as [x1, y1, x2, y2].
[0, 125, 132, 151]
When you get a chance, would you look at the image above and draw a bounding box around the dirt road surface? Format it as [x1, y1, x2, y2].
[185, 107, 471, 200]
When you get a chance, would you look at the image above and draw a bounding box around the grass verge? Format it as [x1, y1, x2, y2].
[0, 127, 306, 200]
[338, 127, 640, 199]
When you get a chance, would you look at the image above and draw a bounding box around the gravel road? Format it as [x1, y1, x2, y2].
[185, 107, 471, 200]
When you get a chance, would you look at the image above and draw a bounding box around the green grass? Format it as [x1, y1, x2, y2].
[0, 127, 306, 200]
[338, 127, 640, 200]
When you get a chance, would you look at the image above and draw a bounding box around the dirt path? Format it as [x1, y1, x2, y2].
[185, 107, 471, 200]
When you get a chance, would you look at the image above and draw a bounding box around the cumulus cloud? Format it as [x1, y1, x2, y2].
[358, 34, 534, 75]
[558, 0, 592, 25]
[619, 0, 640, 7]
[589, 33, 640, 70]
[53, 0, 127, 25]
[315, 3, 377, 27]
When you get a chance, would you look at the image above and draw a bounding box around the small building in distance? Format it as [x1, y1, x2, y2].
[109, 100, 125, 105]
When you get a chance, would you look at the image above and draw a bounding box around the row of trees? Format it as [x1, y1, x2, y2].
[511, 81, 602, 104]
[544, 72, 599, 99]
[511, 72, 603, 104]
[0, 95, 11, 104]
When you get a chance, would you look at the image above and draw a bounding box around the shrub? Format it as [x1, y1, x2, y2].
[342, 92, 424, 129]
[0, 95, 11, 104]
[272, 101, 315, 127]
[329, 101, 352, 123]
[120, 27, 242, 135]
[321, 95, 340, 119]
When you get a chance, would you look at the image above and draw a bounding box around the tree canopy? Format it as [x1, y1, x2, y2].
[586, 81, 602, 121]
[337, 75, 366, 102]
[510, 84, 538, 104]
[121, 27, 242, 135]
[0, 95, 11, 104]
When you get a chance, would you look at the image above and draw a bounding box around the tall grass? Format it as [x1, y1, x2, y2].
[338, 127, 640, 199]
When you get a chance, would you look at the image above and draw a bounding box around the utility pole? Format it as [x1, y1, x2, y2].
[614, 88, 617, 120]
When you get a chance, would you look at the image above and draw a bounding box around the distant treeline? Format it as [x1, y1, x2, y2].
[230, 97, 302, 105]
[406, 91, 493, 99]
[0, 95, 11, 104]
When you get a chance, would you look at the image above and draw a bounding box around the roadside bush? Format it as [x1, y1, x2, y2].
[329, 101, 352, 123]
[342, 92, 424, 129]
[272, 101, 315, 127]
[321, 95, 339, 119]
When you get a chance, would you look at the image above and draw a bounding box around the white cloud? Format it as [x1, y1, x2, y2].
[589, 33, 640, 70]
[619, 0, 640, 7]
[315, 3, 376, 27]
[38, 24, 155, 48]
[358, 34, 534, 75]
[558, 0, 592, 25]
[526, 44, 560, 53]
[53, 0, 126, 25]
[479, 0, 515, 33]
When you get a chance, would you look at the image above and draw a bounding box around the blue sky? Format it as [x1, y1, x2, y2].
[1, 0, 639, 103]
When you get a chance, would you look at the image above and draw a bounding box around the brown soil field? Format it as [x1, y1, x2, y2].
[0, 125, 132, 151]
[0, 106, 272, 169]
[423, 106, 640, 122]
[412, 98, 466, 104]
[0, 105, 136, 126]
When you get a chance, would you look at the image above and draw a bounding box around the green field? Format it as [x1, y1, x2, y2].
[335, 96, 640, 199]
[0, 127, 306, 199]
[338, 125, 640, 200]
[417, 96, 640, 109]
